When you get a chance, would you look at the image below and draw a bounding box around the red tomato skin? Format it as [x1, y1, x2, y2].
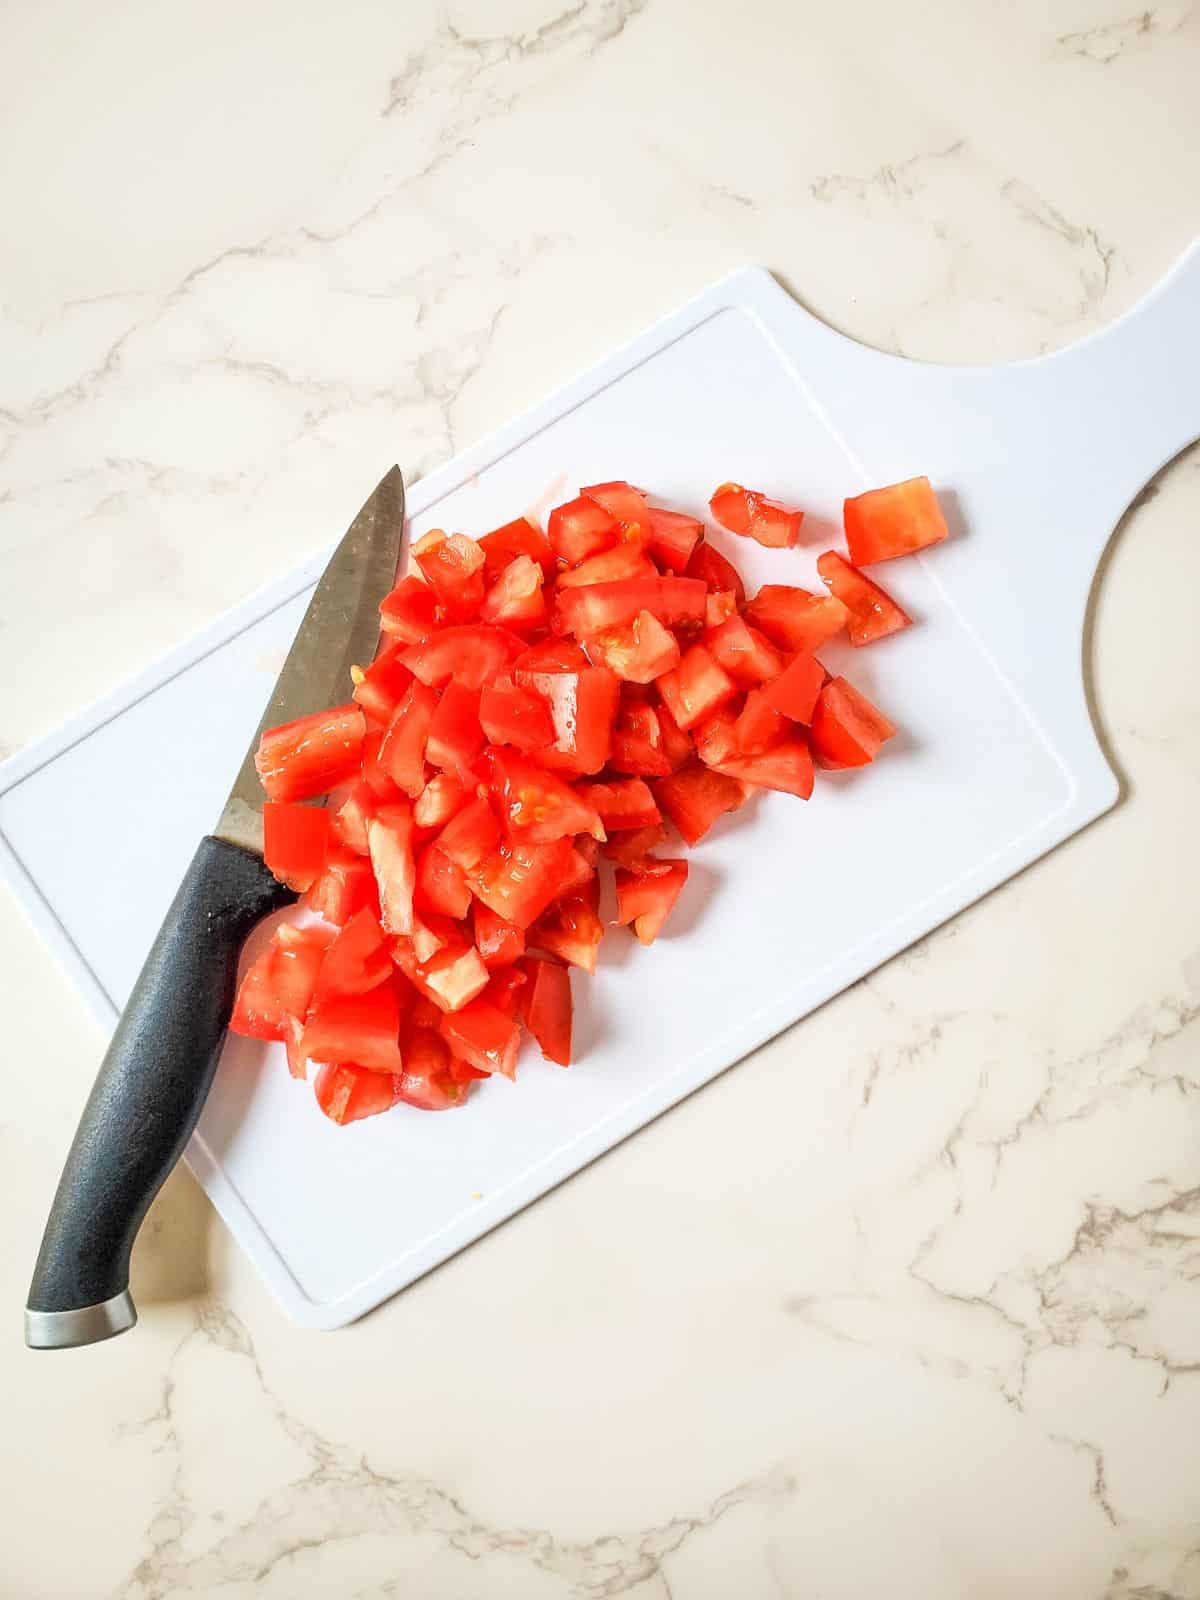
[313, 907, 392, 1000]
[646, 508, 703, 572]
[473, 902, 526, 967]
[809, 677, 897, 768]
[263, 802, 332, 892]
[478, 677, 556, 751]
[816, 552, 910, 646]
[255, 705, 366, 804]
[843, 475, 948, 565]
[709, 483, 804, 549]
[379, 576, 439, 645]
[653, 762, 748, 846]
[741, 586, 848, 654]
[412, 529, 486, 620]
[557, 544, 657, 589]
[480, 555, 547, 631]
[426, 680, 485, 777]
[301, 980, 405, 1075]
[762, 650, 825, 725]
[314, 1062, 403, 1124]
[230, 925, 334, 1042]
[487, 748, 606, 844]
[401, 625, 525, 690]
[686, 540, 746, 603]
[577, 777, 660, 831]
[379, 680, 438, 798]
[714, 734, 814, 800]
[735, 688, 789, 755]
[479, 517, 556, 581]
[352, 643, 414, 727]
[615, 858, 689, 945]
[398, 1027, 468, 1110]
[516, 663, 620, 776]
[470, 836, 578, 930]
[523, 958, 572, 1065]
[656, 645, 738, 732]
[704, 616, 784, 686]
[439, 999, 521, 1079]
[548, 496, 619, 565]
[581, 480, 652, 535]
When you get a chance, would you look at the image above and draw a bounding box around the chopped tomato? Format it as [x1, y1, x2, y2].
[402, 624, 524, 690]
[426, 680, 485, 776]
[609, 701, 671, 777]
[408, 911, 457, 964]
[412, 772, 467, 831]
[704, 616, 784, 686]
[255, 705, 366, 804]
[487, 748, 605, 844]
[743, 585, 850, 653]
[548, 496, 618, 565]
[654, 762, 747, 846]
[763, 650, 824, 724]
[478, 676, 555, 751]
[313, 907, 391, 1000]
[379, 576, 439, 645]
[816, 552, 910, 646]
[691, 710, 741, 768]
[657, 645, 738, 731]
[844, 476, 948, 565]
[379, 680, 438, 797]
[263, 801, 331, 892]
[230, 924, 333, 1044]
[555, 576, 706, 638]
[398, 1027, 467, 1109]
[303, 848, 378, 926]
[514, 661, 620, 775]
[351, 643, 414, 727]
[314, 1062, 402, 1124]
[709, 482, 804, 549]
[392, 936, 490, 1013]
[705, 590, 738, 628]
[715, 734, 814, 799]
[470, 836, 578, 929]
[367, 804, 416, 936]
[655, 702, 695, 772]
[473, 902, 526, 968]
[480, 555, 546, 631]
[735, 688, 788, 754]
[411, 528, 486, 620]
[484, 964, 528, 1017]
[301, 980, 405, 1075]
[414, 843, 472, 920]
[437, 796, 501, 873]
[479, 516, 555, 581]
[809, 677, 897, 768]
[601, 823, 668, 868]
[557, 544, 657, 589]
[579, 777, 660, 831]
[581, 480, 652, 537]
[686, 540, 746, 603]
[440, 999, 521, 1079]
[360, 729, 401, 802]
[329, 781, 374, 856]
[554, 843, 598, 901]
[531, 877, 603, 974]
[585, 609, 680, 684]
[514, 637, 588, 673]
[615, 859, 689, 945]
[647, 508, 703, 572]
[523, 958, 572, 1065]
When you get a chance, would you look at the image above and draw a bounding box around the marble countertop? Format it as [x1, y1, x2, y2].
[4, 3, 1200, 1596]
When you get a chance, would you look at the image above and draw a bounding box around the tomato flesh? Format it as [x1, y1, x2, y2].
[585, 609, 680, 684]
[478, 676, 555, 751]
[686, 540, 746, 602]
[402, 624, 524, 690]
[426, 680, 485, 776]
[704, 616, 784, 686]
[531, 877, 603, 974]
[735, 688, 788, 755]
[379, 576, 438, 645]
[579, 777, 660, 831]
[314, 907, 391, 1000]
[844, 476, 948, 565]
[816, 552, 910, 646]
[303, 848, 378, 926]
[762, 650, 824, 725]
[515, 662, 619, 775]
[470, 836, 578, 929]
[255, 705, 366, 804]
[524, 958, 572, 1065]
[352, 643, 414, 727]
[399, 1027, 467, 1109]
[480, 555, 547, 631]
[412, 772, 467, 831]
[263, 802, 332, 892]
[609, 701, 671, 777]
[473, 902, 526, 968]
[379, 680, 438, 798]
[715, 734, 814, 799]
[440, 999, 521, 1079]
[647, 508, 703, 572]
[743, 585, 849, 653]
[415, 843, 472, 920]
[709, 483, 804, 549]
[437, 796, 502, 873]
[555, 576, 706, 638]
[230, 924, 333, 1046]
[314, 1062, 402, 1124]
[368, 804, 416, 936]
[653, 762, 747, 846]
[487, 748, 605, 844]
[657, 645, 738, 731]
[412, 528, 486, 619]
[809, 677, 897, 768]
[615, 859, 689, 945]
[479, 517, 555, 581]
[556, 544, 657, 589]
[301, 980, 405, 1075]
[548, 496, 618, 565]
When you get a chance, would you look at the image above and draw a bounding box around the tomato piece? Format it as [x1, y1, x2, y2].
[692, 710, 741, 768]
[734, 687, 788, 755]
[407, 911, 459, 964]
[585, 609, 681, 684]
[601, 823, 668, 868]
[514, 637, 588, 673]
[705, 590, 738, 628]
[379, 680, 438, 797]
[555, 576, 706, 638]
[653, 762, 747, 846]
[762, 650, 824, 724]
[314, 1062, 402, 1124]
[470, 836, 578, 929]
[392, 937, 490, 1013]
[255, 705, 366, 804]
[514, 662, 620, 776]
[686, 540, 746, 603]
[478, 516, 555, 581]
[524, 958, 572, 1065]
[715, 734, 815, 799]
[301, 979, 405, 1074]
[655, 701, 695, 771]
[402, 624, 525, 690]
[483, 964, 528, 1018]
[487, 748, 605, 844]
[816, 552, 910, 646]
[473, 902, 526, 968]
[709, 482, 804, 549]
[437, 796, 502, 873]
[230, 924, 334, 1043]
[440, 999, 521, 1079]
[480, 555, 547, 631]
[413, 771, 467, 831]
[809, 677, 897, 768]
[262, 802, 331, 892]
[379, 575, 439, 645]
[548, 496, 619, 565]
[581, 480, 653, 536]
[313, 906, 392, 1000]
[398, 1026, 468, 1109]
[426, 680, 485, 776]
[531, 876, 603, 974]
[656, 645, 738, 731]
[646, 508, 703, 573]
[615, 858, 689, 945]
[414, 843, 472, 920]
[844, 475, 948, 565]
[556, 546, 658, 592]
[579, 777, 660, 831]
[360, 729, 401, 802]
[303, 848, 378, 926]
[609, 701, 671, 777]
[329, 781, 375, 856]
[367, 803, 416, 936]
[350, 643, 414, 728]
[742, 586, 848, 654]
[478, 676, 555, 751]
[552, 843, 598, 903]
[411, 528, 486, 620]
[704, 616, 784, 686]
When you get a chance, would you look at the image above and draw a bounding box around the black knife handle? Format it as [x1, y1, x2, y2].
[25, 836, 293, 1349]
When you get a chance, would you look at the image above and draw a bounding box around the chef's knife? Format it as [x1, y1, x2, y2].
[25, 467, 406, 1350]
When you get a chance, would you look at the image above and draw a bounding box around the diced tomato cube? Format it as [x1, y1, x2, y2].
[601, 823, 668, 868]
[609, 701, 671, 777]
[314, 1062, 402, 1124]
[762, 650, 824, 724]
[473, 902, 526, 968]
[704, 615, 784, 685]
[401, 624, 525, 691]
[715, 734, 814, 799]
[483, 964, 528, 1018]
[412, 772, 467, 831]
[578, 777, 660, 831]
[709, 482, 804, 548]
[470, 836, 578, 929]
[816, 552, 910, 646]
[657, 645, 738, 731]
[705, 590, 738, 628]
[379, 576, 439, 645]
[555, 576, 706, 638]
[367, 803, 416, 936]
[426, 680, 485, 776]
[408, 912, 458, 964]
[351, 643, 414, 727]
[414, 843, 472, 920]
[478, 516, 555, 581]
[411, 529, 486, 620]
[398, 1027, 468, 1109]
[557, 544, 657, 589]
[581, 480, 653, 537]
[691, 710, 741, 768]
[379, 680, 438, 797]
[844, 475, 948, 565]
[686, 540, 746, 603]
[480, 555, 547, 631]
[515, 662, 620, 776]
[303, 848, 378, 926]
[360, 729, 401, 802]
[514, 637, 588, 673]
[437, 796, 502, 873]
[313, 907, 392, 1000]
[615, 858, 689, 945]
[255, 705, 366, 804]
[440, 999, 521, 1079]
[646, 508, 703, 572]
[531, 877, 603, 974]
[653, 762, 748, 846]
[743, 585, 849, 653]
[548, 496, 619, 565]
[553, 844, 598, 902]
[655, 701, 695, 771]
[809, 677, 897, 768]
[301, 980, 405, 1074]
[262, 801, 331, 892]
[735, 688, 788, 755]
[478, 676, 555, 751]
[523, 958, 572, 1065]
[329, 781, 375, 856]
[585, 609, 680, 684]
[392, 937, 490, 1013]
[487, 749, 605, 844]
[230, 924, 334, 1043]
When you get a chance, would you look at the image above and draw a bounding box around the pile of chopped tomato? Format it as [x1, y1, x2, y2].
[233, 473, 948, 1124]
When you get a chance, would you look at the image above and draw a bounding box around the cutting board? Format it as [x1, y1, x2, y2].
[4, 251, 1198, 1328]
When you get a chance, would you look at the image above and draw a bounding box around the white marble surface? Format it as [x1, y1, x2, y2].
[3, 2, 1200, 1595]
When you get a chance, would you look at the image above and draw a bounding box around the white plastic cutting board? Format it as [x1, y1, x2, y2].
[4, 253, 1199, 1328]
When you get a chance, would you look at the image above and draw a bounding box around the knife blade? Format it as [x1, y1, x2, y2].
[25, 467, 406, 1350]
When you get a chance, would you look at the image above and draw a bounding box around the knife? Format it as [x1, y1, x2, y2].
[25, 467, 406, 1350]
